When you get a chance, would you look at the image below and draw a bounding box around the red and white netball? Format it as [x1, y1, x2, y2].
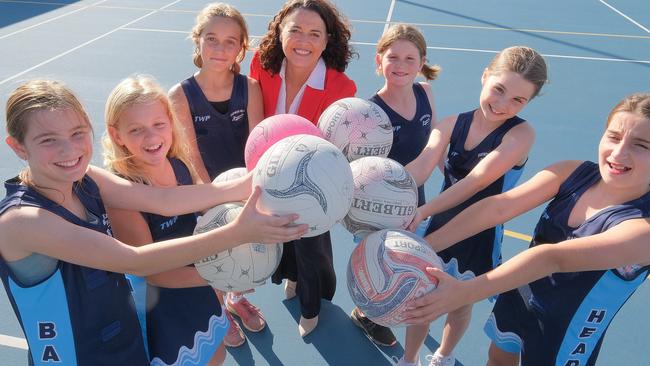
[347, 229, 442, 327]
[318, 97, 393, 162]
[245, 114, 323, 171]
[253, 134, 354, 237]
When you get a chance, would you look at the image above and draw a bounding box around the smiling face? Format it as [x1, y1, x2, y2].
[599, 111, 650, 195]
[109, 100, 173, 169]
[7, 108, 93, 189]
[280, 8, 328, 71]
[478, 70, 536, 123]
[376, 39, 424, 87]
[198, 16, 243, 71]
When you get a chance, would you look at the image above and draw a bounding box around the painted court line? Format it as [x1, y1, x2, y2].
[0, 334, 27, 350]
[0, 0, 183, 86]
[0, 0, 107, 40]
[599, 0, 650, 35]
[383, 0, 396, 34]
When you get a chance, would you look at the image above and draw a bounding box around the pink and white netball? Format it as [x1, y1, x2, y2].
[244, 114, 323, 171]
[252, 134, 354, 237]
[317, 97, 393, 162]
[342, 156, 418, 238]
[193, 202, 283, 292]
[347, 229, 442, 327]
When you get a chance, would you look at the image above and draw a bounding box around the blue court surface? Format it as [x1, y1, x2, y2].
[1, 0, 649, 365]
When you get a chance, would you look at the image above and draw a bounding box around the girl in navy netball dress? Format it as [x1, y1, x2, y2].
[168, 3, 265, 347]
[407, 93, 650, 366]
[0, 79, 306, 366]
[103, 75, 227, 365]
[404, 46, 548, 366]
[350, 23, 440, 351]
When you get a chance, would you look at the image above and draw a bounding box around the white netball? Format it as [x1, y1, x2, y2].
[212, 167, 247, 184]
[252, 134, 354, 237]
[342, 156, 418, 238]
[193, 202, 283, 292]
[317, 97, 393, 162]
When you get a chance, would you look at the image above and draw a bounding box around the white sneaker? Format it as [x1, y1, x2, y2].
[393, 356, 421, 366]
[426, 350, 455, 366]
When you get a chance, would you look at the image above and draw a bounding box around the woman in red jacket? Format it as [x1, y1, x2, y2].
[249, 0, 356, 337]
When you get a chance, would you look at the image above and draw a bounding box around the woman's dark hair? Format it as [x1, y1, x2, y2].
[257, 0, 356, 74]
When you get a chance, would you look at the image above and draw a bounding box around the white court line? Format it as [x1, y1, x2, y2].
[383, 0, 396, 34]
[0, 0, 183, 86]
[119, 29, 650, 64]
[351, 41, 650, 64]
[0, 0, 107, 40]
[0, 334, 27, 350]
[598, 0, 650, 35]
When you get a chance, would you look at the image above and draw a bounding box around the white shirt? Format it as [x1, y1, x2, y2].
[275, 57, 326, 115]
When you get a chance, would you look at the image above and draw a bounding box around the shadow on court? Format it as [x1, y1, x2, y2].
[398, 0, 650, 70]
[0, 1, 81, 29]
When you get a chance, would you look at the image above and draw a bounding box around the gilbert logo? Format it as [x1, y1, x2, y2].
[195, 115, 211, 123]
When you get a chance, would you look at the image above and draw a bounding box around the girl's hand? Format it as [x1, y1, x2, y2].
[232, 186, 308, 244]
[403, 267, 471, 324]
[407, 207, 425, 232]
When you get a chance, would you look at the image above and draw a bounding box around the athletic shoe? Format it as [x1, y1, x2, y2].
[226, 297, 266, 332]
[426, 350, 456, 366]
[350, 307, 396, 346]
[223, 311, 245, 347]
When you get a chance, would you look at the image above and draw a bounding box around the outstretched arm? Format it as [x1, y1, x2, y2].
[424, 160, 579, 252]
[418, 121, 535, 221]
[405, 217, 650, 324]
[0, 187, 307, 276]
[405, 115, 455, 186]
[88, 165, 252, 217]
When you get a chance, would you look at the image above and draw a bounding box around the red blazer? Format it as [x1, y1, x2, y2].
[249, 52, 357, 123]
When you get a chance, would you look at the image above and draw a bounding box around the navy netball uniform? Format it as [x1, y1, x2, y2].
[181, 74, 249, 180]
[485, 161, 650, 366]
[132, 158, 227, 366]
[426, 110, 526, 276]
[370, 83, 433, 207]
[0, 176, 149, 366]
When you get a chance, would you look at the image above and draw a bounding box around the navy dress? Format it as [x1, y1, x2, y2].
[0, 176, 149, 366]
[369, 83, 433, 206]
[181, 74, 249, 180]
[485, 161, 650, 366]
[132, 158, 227, 366]
[426, 110, 527, 276]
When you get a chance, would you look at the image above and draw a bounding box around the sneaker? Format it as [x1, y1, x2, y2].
[426, 350, 455, 366]
[223, 310, 245, 347]
[350, 307, 396, 347]
[226, 296, 266, 332]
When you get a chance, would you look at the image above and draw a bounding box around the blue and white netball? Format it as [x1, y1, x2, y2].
[347, 229, 442, 327]
[342, 156, 418, 238]
[193, 202, 282, 292]
[252, 134, 354, 237]
[317, 97, 393, 162]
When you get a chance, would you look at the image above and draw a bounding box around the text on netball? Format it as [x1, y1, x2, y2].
[265, 156, 281, 176]
[563, 309, 606, 366]
[351, 198, 415, 216]
[354, 145, 390, 157]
